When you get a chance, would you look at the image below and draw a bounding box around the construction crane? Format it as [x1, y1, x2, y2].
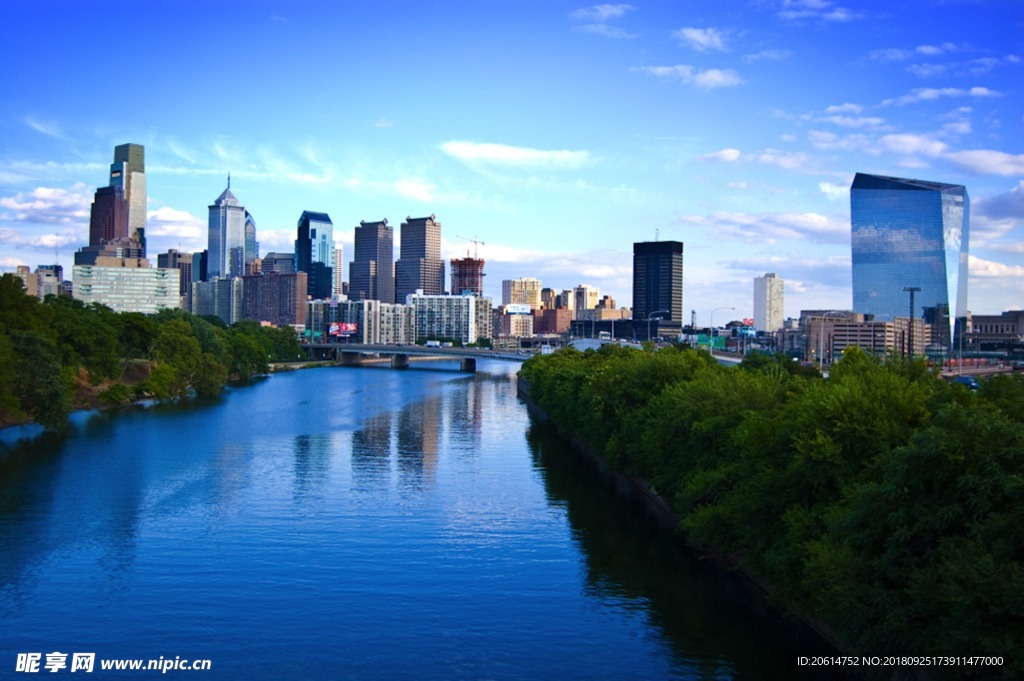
[456, 235, 485, 259]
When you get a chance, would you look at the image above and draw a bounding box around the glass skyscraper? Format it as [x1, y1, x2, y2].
[208, 177, 248, 279]
[295, 211, 334, 299]
[850, 173, 969, 351]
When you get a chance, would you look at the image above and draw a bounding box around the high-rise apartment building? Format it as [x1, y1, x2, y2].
[502, 277, 543, 310]
[295, 211, 334, 299]
[753, 272, 784, 332]
[208, 178, 248, 279]
[350, 219, 395, 303]
[396, 215, 445, 301]
[851, 173, 969, 350]
[109, 143, 146, 246]
[632, 240, 683, 324]
[333, 246, 345, 298]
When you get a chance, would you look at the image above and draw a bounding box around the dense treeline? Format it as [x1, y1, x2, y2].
[0, 274, 303, 429]
[519, 343, 1024, 679]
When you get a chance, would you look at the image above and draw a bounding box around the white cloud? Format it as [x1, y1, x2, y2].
[819, 182, 847, 201]
[145, 206, 204, 240]
[570, 4, 634, 22]
[968, 255, 1024, 279]
[698, 148, 742, 163]
[24, 116, 70, 141]
[574, 23, 636, 38]
[392, 178, 436, 202]
[824, 103, 863, 114]
[743, 49, 792, 63]
[820, 114, 886, 128]
[632, 65, 742, 89]
[570, 4, 635, 38]
[777, 0, 860, 22]
[672, 27, 727, 52]
[877, 133, 947, 157]
[946, 149, 1024, 176]
[440, 141, 591, 169]
[753, 150, 812, 170]
[672, 209, 848, 245]
[0, 183, 93, 226]
[373, 118, 395, 128]
[881, 86, 1000, 107]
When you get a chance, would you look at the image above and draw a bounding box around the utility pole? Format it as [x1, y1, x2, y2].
[903, 286, 921, 357]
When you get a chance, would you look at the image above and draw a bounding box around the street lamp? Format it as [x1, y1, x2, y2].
[818, 310, 846, 373]
[709, 307, 735, 353]
[647, 310, 670, 342]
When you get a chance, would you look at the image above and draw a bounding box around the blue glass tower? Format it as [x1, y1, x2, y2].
[850, 173, 969, 352]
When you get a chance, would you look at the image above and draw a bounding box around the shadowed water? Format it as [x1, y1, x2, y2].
[1, 361, 840, 679]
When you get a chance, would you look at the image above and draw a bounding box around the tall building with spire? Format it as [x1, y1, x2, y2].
[396, 214, 445, 301]
[349, 219, 394, 303]
[207, 176, 248, 279]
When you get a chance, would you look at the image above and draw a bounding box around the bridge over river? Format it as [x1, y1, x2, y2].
[300, 343, 529, 372]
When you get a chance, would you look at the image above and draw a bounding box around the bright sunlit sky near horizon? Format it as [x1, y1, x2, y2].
[1, 0, 1022, 321]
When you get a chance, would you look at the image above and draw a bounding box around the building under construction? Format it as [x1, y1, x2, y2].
[450, 257, 485, 296]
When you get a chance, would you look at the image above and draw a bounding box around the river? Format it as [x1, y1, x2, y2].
[1, 360, 840, 679]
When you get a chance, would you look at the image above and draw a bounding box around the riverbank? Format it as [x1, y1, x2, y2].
[516, 373, 846, 656]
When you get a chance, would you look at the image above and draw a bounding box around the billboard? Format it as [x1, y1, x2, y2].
[329, 322, 358, 336]
[505, 304, 532, 315]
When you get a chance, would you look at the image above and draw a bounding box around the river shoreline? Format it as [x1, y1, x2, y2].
[516, 374, 847, 658]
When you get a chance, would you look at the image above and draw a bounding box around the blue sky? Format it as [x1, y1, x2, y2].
[1, 0, 1021, 321]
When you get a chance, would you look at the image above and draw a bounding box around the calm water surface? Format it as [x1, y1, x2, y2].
[1, 361, 837, 679]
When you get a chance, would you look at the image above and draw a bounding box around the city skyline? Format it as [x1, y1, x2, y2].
[1, 2, 1021, 321]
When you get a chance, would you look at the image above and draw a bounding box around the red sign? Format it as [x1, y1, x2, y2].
[329, 322, 359, 336]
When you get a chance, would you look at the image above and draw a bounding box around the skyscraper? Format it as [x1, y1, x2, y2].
[109, 143, 146, 245]
[632, 240, 683, 324]
[850, 173, 969, 350]
[753, 272, 784, 332]
[451, 257, 485, 296]
[349, 219, 394, 303]
[208, 177, 248, 279]
[244, 211, 259, 269]
[295, 211, 334, 299]
[88, 185, 128, 246]
[396, 215, 445, 301]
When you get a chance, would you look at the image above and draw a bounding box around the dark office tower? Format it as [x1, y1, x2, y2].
[450, 257, 485, 297]
[88, 185, 128, 246]
[158, 249, 194, 302]
[632, 240, 683, 324]
[192, 250, 208, 283]
[349, 219, 394, 303]
[295, 211, 334, 300]
[396, 214, 445, 301]
[109, 143, 146, 245]
[262, 252, 296, 274]
[851, 173, 969, 351]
